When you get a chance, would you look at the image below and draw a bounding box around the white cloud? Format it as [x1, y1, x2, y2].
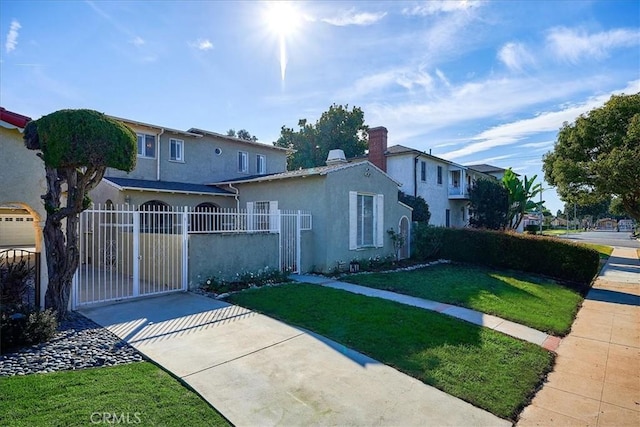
[402, 0, 481, 16]
[498, 42, 535, 72]
[346, 68, 434, 98]
[322, 9, 387, 26]
[442, 79, 640, 160]
[5, 19, 21, 53]
[131, 36, 145, 47]
[435, 69, 451, 87]
[190, 39, 214, 51]
[546, 27, 640, 63]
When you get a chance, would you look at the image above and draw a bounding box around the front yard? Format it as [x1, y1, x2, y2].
[344, 263, 583, 335]
[0, 362, 229, 427]
[227, 283, 554, 421]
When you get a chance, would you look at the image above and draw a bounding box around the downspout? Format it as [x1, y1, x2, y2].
[228, 184, 240, 210]
[156, 128, 165, 181]
[414, 155, 420, 197]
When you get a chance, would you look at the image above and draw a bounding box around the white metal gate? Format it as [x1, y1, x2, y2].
[73, 206, 188, 308]
[279, 211, 311, 273]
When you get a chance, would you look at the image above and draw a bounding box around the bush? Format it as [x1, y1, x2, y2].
[0, 256, 34, 308]
[1, 307, 58, 354]
[524, 224, 539, 234]
[431, 228, 599, 290]
[411, 223, 445, 261]
[201, 266, 290, 295]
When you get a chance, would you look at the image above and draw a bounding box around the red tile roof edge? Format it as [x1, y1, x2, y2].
[0, 107, 32, 129]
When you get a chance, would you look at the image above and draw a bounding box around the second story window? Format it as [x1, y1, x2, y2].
[257, 154, 266, 175]
[238, 151, 248, 173]
[437, 165, 443, 185]
[137, 133, 156, 158]
[420, 161, 426, 182]
[169, 139, 184, 162]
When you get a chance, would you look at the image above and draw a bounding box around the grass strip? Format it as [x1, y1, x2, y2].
[344, 263, 582, 335]
[228, 284, 553, 420]
[0, 362, 229, 427]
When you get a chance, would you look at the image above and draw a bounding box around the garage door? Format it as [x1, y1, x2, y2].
[0, 214, 35, 247]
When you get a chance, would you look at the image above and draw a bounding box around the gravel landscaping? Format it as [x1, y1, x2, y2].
[0, 312, 143, 377]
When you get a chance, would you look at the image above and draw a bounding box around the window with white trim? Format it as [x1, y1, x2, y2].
[349, 192, 384, 249]
[137, 133, 156, 158]
[238, 151, 248, 173]
[257, 154, 266, 175]
[169, 138, 184, 161]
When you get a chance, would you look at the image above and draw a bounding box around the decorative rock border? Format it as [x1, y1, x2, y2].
[0, 312, 144, 377]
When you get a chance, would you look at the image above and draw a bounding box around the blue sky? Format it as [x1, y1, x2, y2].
[2, 0, 639, 214]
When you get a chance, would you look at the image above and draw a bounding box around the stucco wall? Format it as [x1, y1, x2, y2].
[188, 233, 279, 287]
[235, 162, 412, 273]
[0, 125, 48, 307]
[105, 127, 288, 184]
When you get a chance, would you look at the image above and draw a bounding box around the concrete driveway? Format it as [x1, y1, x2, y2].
[81, 292, 508, 427]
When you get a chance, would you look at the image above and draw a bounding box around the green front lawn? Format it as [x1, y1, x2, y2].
[542, 229, 582, 236]
[344, 263, 582, 335]
[227, 284, 553, 421]
[0, 362, 229, 427]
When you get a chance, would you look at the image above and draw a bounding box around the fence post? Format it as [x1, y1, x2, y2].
[132, 211, 140, 297]
[182, 206, 189, 291]
[296, 210, 302, 274]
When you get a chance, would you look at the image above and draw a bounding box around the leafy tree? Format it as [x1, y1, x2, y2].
[274, 104, 368, 169]
[543, 93, 640, 221]
[227, 128, 258, 142]
[468, 178, 509, 230]
[24, 109, 136, 318]
[502, 169, 544, 230]
[398, 192, 431, 223]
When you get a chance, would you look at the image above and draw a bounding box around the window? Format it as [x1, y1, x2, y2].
[437, 165, 443, 185]
[420, 161, 426, 182]
[257, 154, 266, 175]
[349, 192, 384, 249]
[137, 133, 156, 158]
[238, 151, 248, 173]
[169, 139, 184, 161]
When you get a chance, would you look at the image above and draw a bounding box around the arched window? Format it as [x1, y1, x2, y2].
[398, 216, 410, 259]
[140, 200, 171, 233]
[191, 202, 220, 232]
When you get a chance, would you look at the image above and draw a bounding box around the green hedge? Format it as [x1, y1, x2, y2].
[414, 227, 600, 290]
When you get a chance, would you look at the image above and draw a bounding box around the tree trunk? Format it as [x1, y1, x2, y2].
[42, 165, 106, 320]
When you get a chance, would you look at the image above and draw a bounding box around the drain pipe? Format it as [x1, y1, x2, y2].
[414, 155, 420, 197]
[228, 184, 240, 210]
[156, 128, 165, 181]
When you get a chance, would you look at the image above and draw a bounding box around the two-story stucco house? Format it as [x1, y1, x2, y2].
[91, 116, 290, 210]
[364, 126, 496, 228]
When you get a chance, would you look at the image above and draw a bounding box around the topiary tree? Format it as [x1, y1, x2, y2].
[398, 191, 431, 223]
[24, 109, 136, 318]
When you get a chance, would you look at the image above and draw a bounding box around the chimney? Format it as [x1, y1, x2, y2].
[326, 149, 347, 166]
[368, 126, 387, 172]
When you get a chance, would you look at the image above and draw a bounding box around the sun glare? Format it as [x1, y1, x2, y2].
[263, 1, 302, 81]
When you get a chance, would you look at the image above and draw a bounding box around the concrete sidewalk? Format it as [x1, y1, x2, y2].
[81, 292, 508, 427]
[291, 274, 561, 351]
[518, 247, 640, 426]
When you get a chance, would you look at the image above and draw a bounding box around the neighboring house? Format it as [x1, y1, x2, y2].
[550, 216, 568, 228]
[213, 150, 413, 273]
[92, 116, 290, 210]
[363, 127, 496, 228]
[596, 218, 617, 230]
[466, 164, 509, 181]
[0, 107, 48, 307]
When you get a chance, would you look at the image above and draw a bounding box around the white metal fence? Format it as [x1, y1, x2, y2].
[73, 205, 311, 308]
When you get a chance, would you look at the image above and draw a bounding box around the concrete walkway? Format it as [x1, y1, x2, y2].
[291, 274, 562, 351]
[81, 292, 508, 427]
[518, 247, 640, 426]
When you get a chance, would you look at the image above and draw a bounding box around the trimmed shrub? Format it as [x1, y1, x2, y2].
[411, 223, 445, 260]
[1, 307, 58, 354]
[415, 227, 599, 290]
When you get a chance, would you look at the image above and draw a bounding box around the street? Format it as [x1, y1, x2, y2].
[558, 231, 640, 249]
